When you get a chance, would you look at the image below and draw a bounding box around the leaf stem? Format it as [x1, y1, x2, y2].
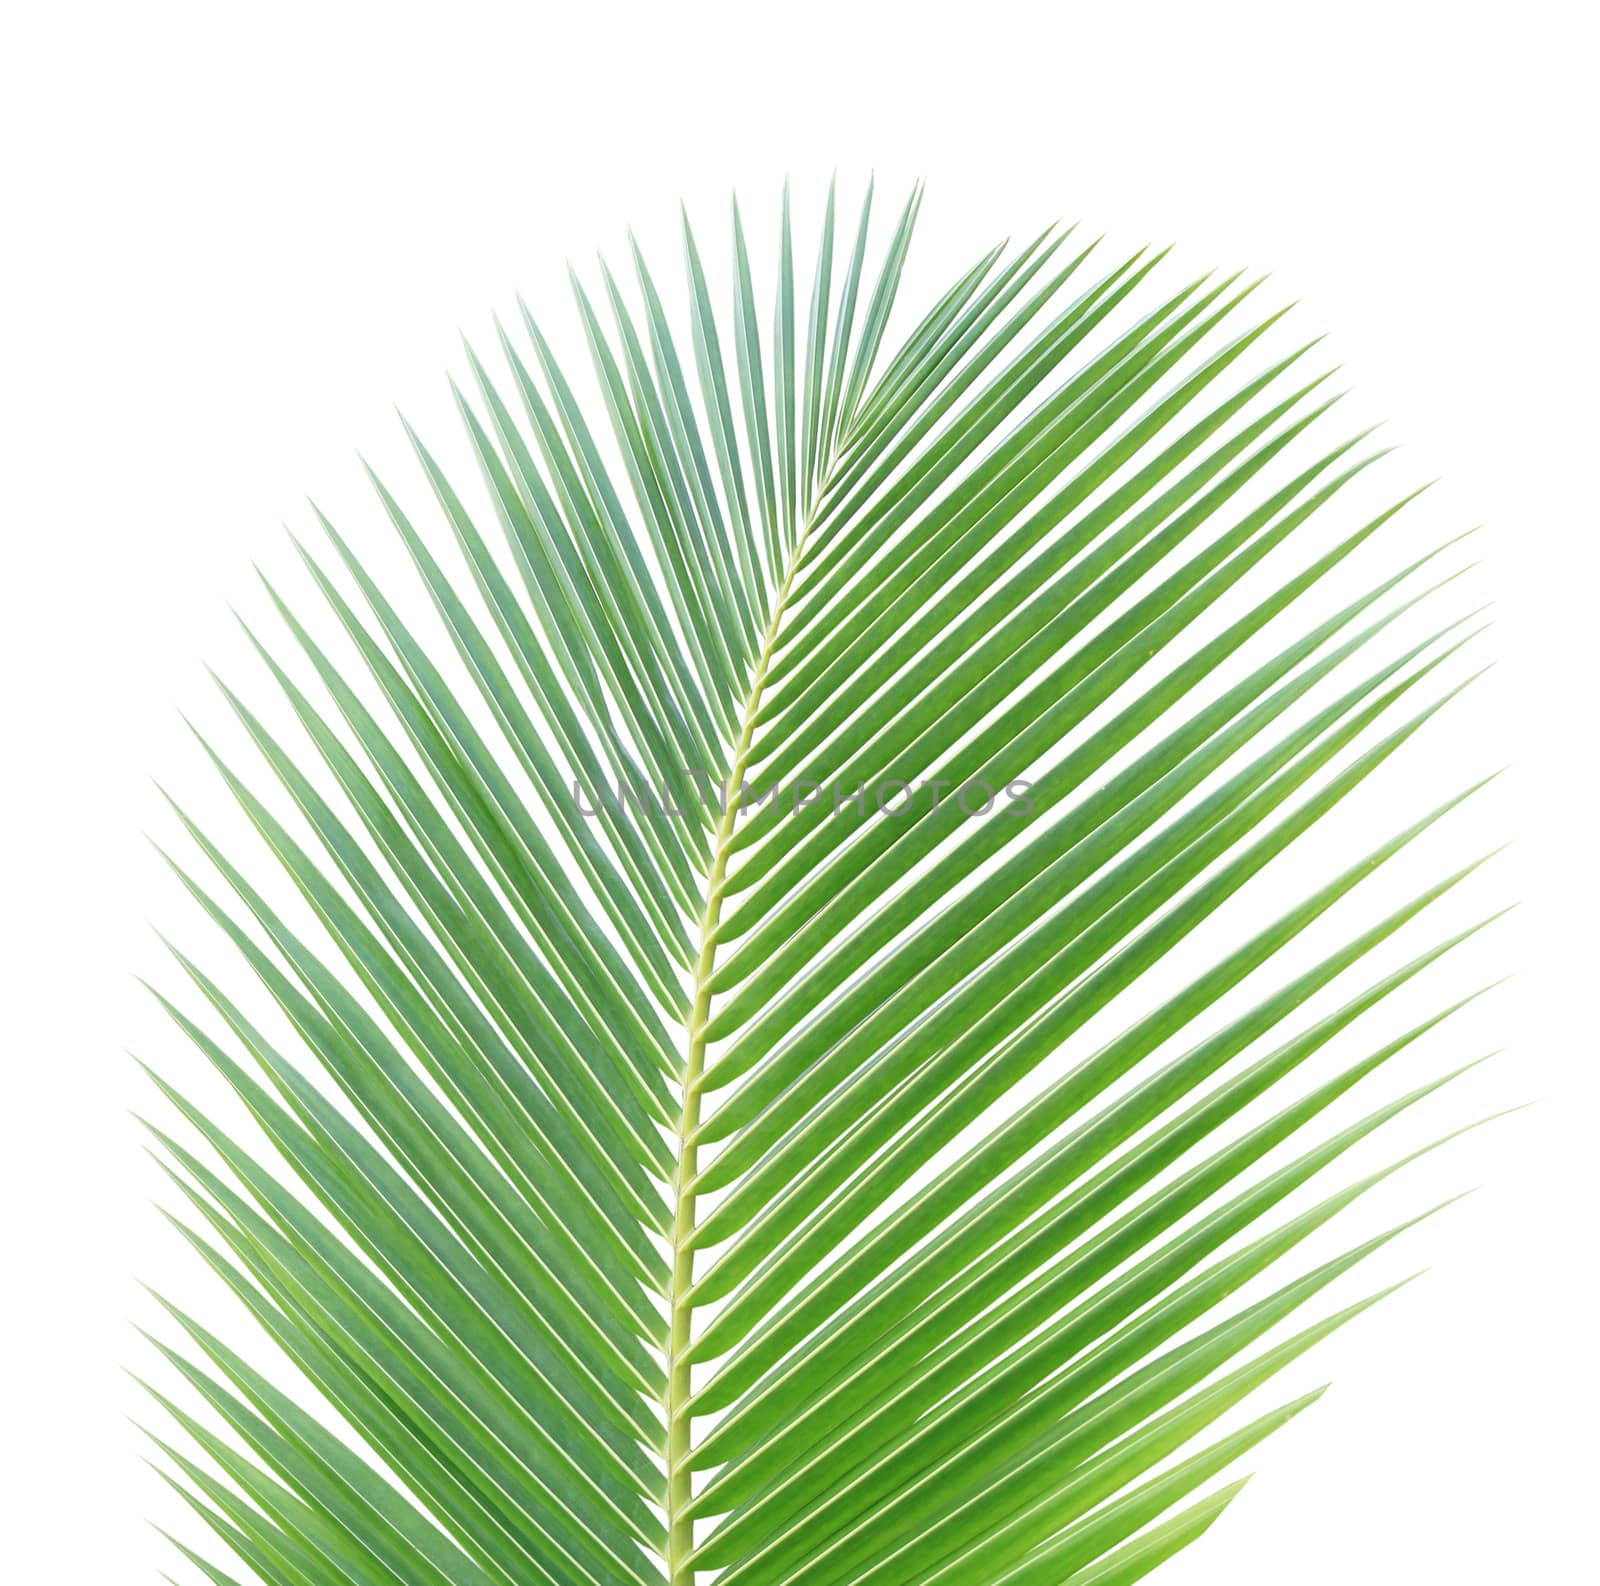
[666, 531, 810, 1583]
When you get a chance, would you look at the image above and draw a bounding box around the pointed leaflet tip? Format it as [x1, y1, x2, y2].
[391, 409, 424, 449]
[1248, 296, 1300, 336]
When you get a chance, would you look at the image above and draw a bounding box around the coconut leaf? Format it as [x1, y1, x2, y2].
[139, 183, 1502, 1586]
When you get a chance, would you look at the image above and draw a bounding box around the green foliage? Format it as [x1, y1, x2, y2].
[139, 181, 1501, 1586]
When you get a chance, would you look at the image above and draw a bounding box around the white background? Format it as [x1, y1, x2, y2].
[3, 1, 1596, 1580]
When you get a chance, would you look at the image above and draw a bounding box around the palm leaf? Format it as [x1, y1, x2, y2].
[139, 182, 1503, 1586]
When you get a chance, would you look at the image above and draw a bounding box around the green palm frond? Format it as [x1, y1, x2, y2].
[138, 179, 1503, 1586]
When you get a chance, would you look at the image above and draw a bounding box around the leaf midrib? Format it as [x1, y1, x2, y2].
[666, 516, 814, 1583]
